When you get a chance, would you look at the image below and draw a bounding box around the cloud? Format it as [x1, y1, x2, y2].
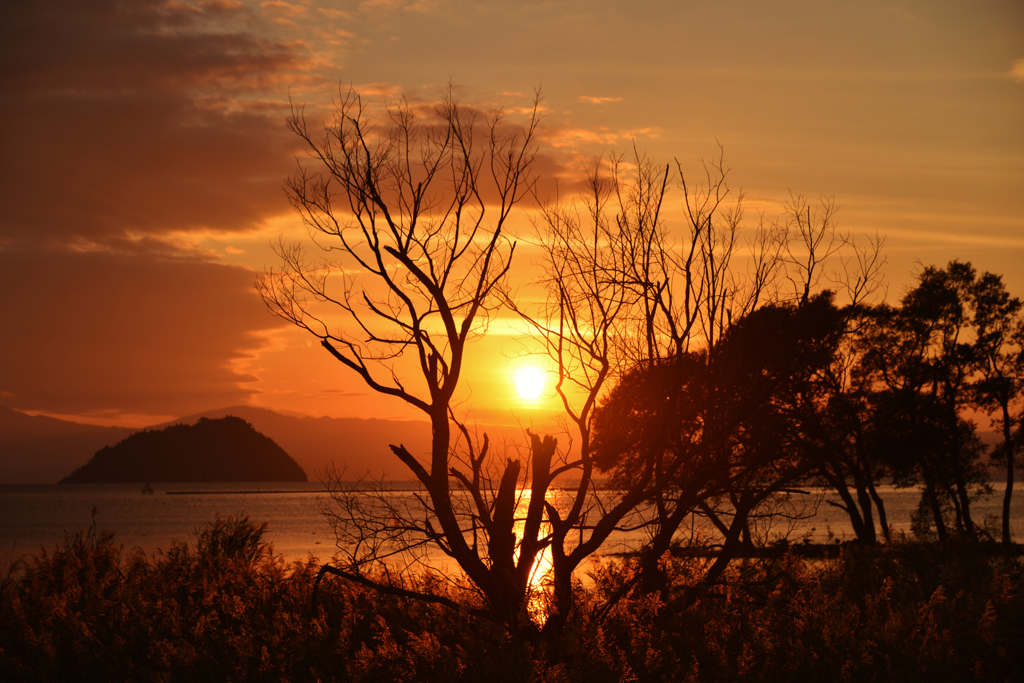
[578, 95, 623, 105]
[1, 96, 300, 243]
[260, 1, 308, 17]
[1, 0, 304, 95]
[318, 7, 352, 19]
[349, 81, 407, 99]
[543, 125, 662, 150]
[358, 0, 436, 13]
[0, 0, 311, 245]
[0, 0, 324, 420]
[0, 246, 282, 418]
[1011, 58, 1024, 84]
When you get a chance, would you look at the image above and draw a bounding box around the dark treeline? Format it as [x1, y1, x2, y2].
[818, 260, 1022, 548]
[593, 259, 1024, 598]
[2, 517, 1022, 682]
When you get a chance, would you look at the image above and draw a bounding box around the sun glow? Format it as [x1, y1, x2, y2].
[515, 366, 546, 400]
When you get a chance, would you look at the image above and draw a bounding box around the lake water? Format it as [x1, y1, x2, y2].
[1, 482, 1021, 571]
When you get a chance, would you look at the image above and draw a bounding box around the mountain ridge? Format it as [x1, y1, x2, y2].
[0, 407, 135, 484]
[2, 404, 533, 484]
[1, 405, 438, 483]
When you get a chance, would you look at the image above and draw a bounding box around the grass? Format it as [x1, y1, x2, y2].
[1, 517, 1021, 682]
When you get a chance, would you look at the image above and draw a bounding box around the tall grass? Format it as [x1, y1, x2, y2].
[2, 518, 1021, 682]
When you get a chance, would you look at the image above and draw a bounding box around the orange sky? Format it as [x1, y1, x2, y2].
[1, 0, 1022, 429]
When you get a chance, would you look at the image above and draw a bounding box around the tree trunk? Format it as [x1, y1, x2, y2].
[952, 472, 978, 541]
[702, 499, 753, 587]
[852, 431, 881, 543]
[1001, 401, 1015, 546]
[822, 465, 870, 543]
[923, 473, 949, 542]
[853, 472, 877, 545]
[866, 478, 890, 542]
[544, 551, 576, 638]
[640, 502, 692, 594]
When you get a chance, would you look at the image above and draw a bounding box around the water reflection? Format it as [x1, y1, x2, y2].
[3, 482, 1021, 598]
[512, 488, 555, 622]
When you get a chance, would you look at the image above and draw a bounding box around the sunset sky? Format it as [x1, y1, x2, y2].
[1, 0, 1022, 430]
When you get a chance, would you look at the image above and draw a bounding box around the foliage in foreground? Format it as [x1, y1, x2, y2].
[1, 518, 1022, 682]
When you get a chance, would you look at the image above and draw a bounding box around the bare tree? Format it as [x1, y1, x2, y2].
[258, 84, 556, 629]
[777, 191, 886, 309]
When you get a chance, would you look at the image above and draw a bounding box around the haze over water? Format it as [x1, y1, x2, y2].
[4, 483, 1020, 568]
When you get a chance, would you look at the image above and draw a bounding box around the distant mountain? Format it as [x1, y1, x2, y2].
[1, 404, 530, 484]
[61, 416, 307, 484]
[0, 406, 134, 484]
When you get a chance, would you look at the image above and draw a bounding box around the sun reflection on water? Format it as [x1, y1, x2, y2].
[512, 488, 559, 624]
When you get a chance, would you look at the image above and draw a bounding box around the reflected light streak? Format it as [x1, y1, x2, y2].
[512, 488, 558, 623]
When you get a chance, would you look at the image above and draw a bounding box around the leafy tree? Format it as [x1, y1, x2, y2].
[860, 263, 994, 541]
[810, 304, 893, 544]
[968, 270, 1023, 544]
[592, 293, 848, 588]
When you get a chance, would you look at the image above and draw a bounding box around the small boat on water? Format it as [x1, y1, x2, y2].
[142, 482, 154, 495]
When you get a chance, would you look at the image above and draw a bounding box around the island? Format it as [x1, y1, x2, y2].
[60, 416, 308, 483]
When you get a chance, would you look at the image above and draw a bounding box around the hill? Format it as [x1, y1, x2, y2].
[0, 406, 435, 483]
[61, 416, 307, 483]
[1, 405, 531, 483]
[0, 406, 134, 484]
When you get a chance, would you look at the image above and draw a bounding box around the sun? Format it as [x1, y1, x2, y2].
[515, 366, 546, 400]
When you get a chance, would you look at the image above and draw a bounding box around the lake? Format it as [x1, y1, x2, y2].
[2, 481, 1021, 571]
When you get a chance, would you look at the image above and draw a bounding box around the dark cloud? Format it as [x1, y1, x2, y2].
[1, 0, 299, 95]
[0, 0, 308, 242]
[0, 246, 279, 416]
[0, 0, 310, 420]
[2, 93, 296, 240]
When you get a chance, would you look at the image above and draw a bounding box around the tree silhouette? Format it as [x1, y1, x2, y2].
[967, 270, 1023, 544]
[258, 84, 551, 629]
[809, 304, 893, 545]
[591, 294, 848, 590]
[858, 263, 997, 541]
